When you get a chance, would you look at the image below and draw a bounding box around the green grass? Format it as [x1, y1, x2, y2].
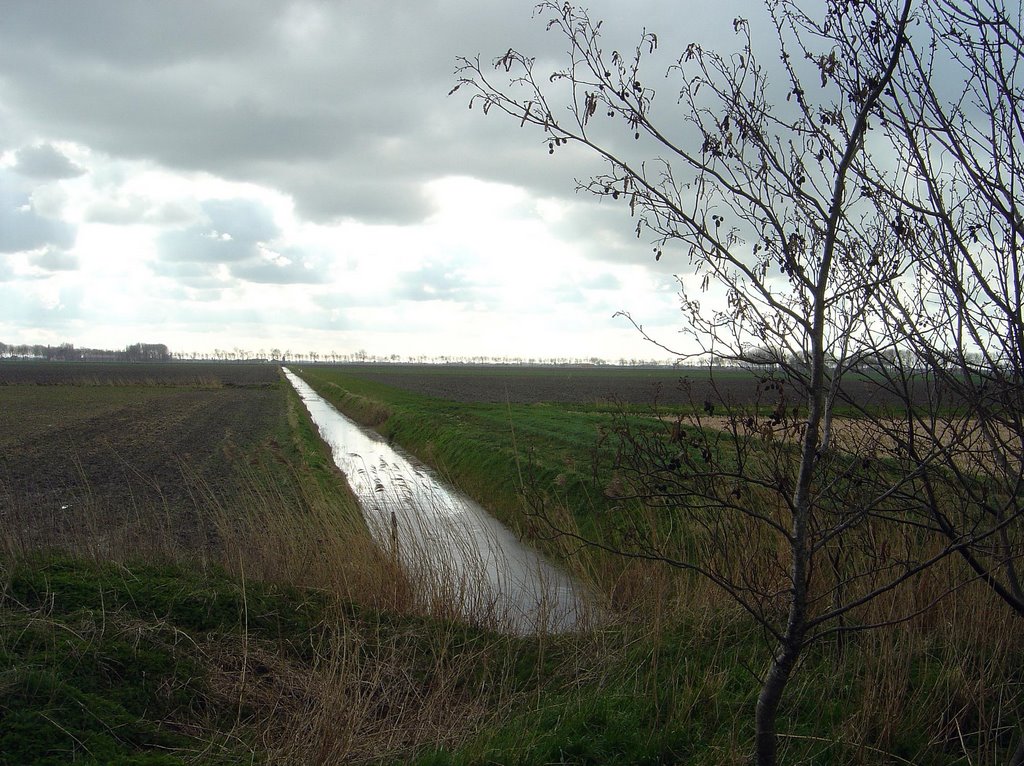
[6, 556, 752, 765]
[290, 366, 636, 547]
[0, 557, 304, 765]
[413, 613, 765, 766]
[9, 553, 1017, 765]
[288, 364, 1024, 766]
[3, 364, 1023, 764]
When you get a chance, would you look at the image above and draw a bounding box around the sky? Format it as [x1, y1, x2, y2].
[0, 0, 754, 361]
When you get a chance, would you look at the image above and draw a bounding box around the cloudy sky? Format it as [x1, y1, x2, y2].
[0, 1, 753, 360]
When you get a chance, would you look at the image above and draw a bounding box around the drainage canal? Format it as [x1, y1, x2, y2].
[284, 368, 587, 633]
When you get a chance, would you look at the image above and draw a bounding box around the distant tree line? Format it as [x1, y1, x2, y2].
[0, 341, 171, 362]
[0, 341, 678, 367]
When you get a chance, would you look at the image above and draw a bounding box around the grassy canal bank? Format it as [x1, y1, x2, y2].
[1, 361, 1020, 764]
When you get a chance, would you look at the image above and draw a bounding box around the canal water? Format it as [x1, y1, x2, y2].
[283, 368, 587, 633]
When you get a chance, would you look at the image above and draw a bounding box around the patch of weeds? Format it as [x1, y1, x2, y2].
[5, 555, 329, 638]
[1, 666, 191, 766]
[0, 556, 341, 765]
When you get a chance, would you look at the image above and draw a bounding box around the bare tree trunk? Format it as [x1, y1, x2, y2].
[755, 337, 817, 765]
[755, 633, 803, 766]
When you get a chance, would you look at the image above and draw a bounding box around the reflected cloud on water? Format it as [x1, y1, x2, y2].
[283, 368, 589, 633]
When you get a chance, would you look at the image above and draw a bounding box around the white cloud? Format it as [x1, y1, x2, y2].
[0, 0, 768, 358]
[29, 248, 79, 272]
[0, 170, 77, 253]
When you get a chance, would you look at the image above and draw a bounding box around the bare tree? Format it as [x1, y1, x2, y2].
[848, 2, 1024, 762]
[873, 0, 1024, 610]
[450, 2, 1016, 763]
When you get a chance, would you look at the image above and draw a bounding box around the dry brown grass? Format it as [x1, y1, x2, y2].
[0, 455, 578, 763]
[201, 613, 520, 763]
[692, 412, 1017, 473]
[5, 372, 1021, 764]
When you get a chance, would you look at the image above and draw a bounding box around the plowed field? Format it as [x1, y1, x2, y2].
[0, 363, 287, 552]
[0, 360, 279, 386]
[330, 364, 919, 408]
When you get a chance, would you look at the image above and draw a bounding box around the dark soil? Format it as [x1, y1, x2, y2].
[0, 360, 280, 386]
[0, 377, 287, 552]
[335, 364, 708, 404]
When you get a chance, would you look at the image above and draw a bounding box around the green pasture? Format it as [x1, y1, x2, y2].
[2, 362, 1021, 764]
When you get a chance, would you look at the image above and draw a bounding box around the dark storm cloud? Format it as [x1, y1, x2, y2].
[0, 2, 470, 223]
[0, 171, 77, 253]
[0, 1, 269, 68]
[13, 143, 86, 179]
[0, 0, 737, 226]
[0, 0, 759, 233]
[272, 166, 435, 224]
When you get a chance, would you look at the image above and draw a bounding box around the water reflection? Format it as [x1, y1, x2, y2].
[283, 368, 586, 633]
